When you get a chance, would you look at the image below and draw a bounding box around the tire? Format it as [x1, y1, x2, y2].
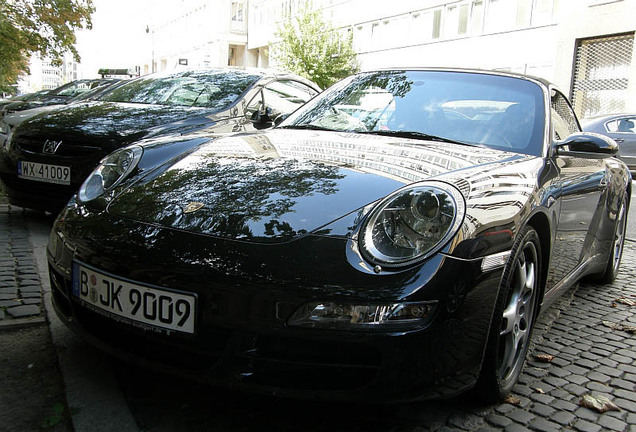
[473, 226, 541, 402]
[594, 193, 628, 284]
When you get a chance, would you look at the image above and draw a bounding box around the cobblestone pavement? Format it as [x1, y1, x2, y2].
[480, 247, 636, 432]
[1, 202, 635, 431]
[0, 205, 45, 327]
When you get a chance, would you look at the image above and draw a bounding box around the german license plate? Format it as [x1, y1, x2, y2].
[71, 261, 196, 334]
[18, 160, 70, 185]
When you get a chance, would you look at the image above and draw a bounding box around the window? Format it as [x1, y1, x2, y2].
[432, 9, 442, 38]
[246, 80, 318, 123]
[484, 0, 517, 32]
[469, 1, 484, 34]
[551, 90, 580, 141]
[606, 117, 636, 133]
[444, 4, 469, 37]
[571, 33, 634, 118]
[458, 4, 469, 34]
[262, 80, 318, 119]
[290, 70, 546, 155]
[531, 0, 558, 26]
[231, 1, 244, 22]
[516, 0, 532, 26]
[101, 70, 261, 110]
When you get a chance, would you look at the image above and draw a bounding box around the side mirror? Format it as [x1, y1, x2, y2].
[249, 105, 273, 129]
[555, 132, 618, 159]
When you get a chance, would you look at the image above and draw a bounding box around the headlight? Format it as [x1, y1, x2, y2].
[4, 128, 14, 151]
[359, 181, 465, 267]
[78, 146, 143, 202]
[288, 300, 438, 331]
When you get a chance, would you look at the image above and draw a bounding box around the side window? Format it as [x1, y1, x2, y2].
[244, 90, 264, 120]
[262, 80, 318, 119]
[551, 90, 580, 141]
[606, 117, 636, 133]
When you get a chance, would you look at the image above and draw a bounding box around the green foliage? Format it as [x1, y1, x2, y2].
[0, 0, 94, 94]
[272, 7, 359, 89]
[40, 402, 66, 428]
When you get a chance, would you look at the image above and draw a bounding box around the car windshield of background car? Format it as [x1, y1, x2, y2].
[289, 70, 546, 156]
[99, 70, 261, 111]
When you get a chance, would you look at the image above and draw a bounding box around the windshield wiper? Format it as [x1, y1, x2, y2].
[358, 130, 475, 146]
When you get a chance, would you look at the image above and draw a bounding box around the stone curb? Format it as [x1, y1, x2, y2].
[0, 316, 47, 331]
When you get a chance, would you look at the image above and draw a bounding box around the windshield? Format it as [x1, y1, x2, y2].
[100, 70, 261, 110]
[286, 70, 546, 156]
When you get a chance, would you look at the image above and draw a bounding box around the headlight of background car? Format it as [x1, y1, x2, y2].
[78, 146, 143, 202]
[1, 121, 11, 151]
[360, 181, 465, 267]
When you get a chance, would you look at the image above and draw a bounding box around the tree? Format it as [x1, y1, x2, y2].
[0, 0, 94, 94]
[272, 7, 359, 90]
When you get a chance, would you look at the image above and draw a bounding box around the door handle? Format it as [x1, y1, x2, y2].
[614, 138, 624, 143]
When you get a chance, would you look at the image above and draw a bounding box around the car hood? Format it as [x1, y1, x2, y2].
[15, 101, 218, 148]
[107, 129, 521, 243]
[4, 104, 63, 126]
[5, 98, 67, 112]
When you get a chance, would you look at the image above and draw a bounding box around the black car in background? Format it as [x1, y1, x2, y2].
[47, 68, 630, 402]
[0, 80, 125, 150]
[0, 79, 116, 115]
[582, 113, 636, 175]
[0, 68, 320, 212]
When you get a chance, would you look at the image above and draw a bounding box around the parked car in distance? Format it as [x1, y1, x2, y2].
[47, 68, 630, 403]
[0, 79, 117, 116]
[0, 90, 52, 110]
[0, 68, 320, 212]
[0, 80, 125, 149]
[582, 114, 636, 175]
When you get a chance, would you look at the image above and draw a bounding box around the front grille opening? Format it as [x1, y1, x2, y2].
[244, 359, 377, 390]
[239, 336, 381, 390]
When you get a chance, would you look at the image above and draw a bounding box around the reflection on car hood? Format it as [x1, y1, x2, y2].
[15, 101, 217, 146]
[4, 104, 62, 126]
[108, 129, 520, 242]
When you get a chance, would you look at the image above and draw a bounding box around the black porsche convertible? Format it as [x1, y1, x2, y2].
[47, 68, 630, 403]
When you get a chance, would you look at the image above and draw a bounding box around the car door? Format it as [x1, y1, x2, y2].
[547, 90, 610, 290]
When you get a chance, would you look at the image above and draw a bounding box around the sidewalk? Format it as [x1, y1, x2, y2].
[0, 204, 72, 432]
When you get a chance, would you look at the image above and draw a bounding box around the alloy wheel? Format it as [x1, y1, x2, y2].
[497, 240, 538, 384]
[611, 198, 627, 275]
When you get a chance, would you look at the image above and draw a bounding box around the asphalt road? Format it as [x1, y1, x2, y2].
[24, 184, 636, 432]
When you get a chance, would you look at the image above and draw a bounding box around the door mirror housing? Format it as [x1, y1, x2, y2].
[555, 132, 618, 159]
[248, 105, 273, 130]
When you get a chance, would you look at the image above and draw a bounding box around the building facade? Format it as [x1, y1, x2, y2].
[245, 0, 636, 118]
[17, 54, 75, 94]
[129, 0, 635, 118]
[141, 0, 248, 74]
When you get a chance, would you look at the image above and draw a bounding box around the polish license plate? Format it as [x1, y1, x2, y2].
[18, 160, 70, 185]
[71, 262, 196, 334]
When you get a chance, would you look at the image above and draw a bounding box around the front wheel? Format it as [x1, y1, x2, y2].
[473, 226, 541, 402]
